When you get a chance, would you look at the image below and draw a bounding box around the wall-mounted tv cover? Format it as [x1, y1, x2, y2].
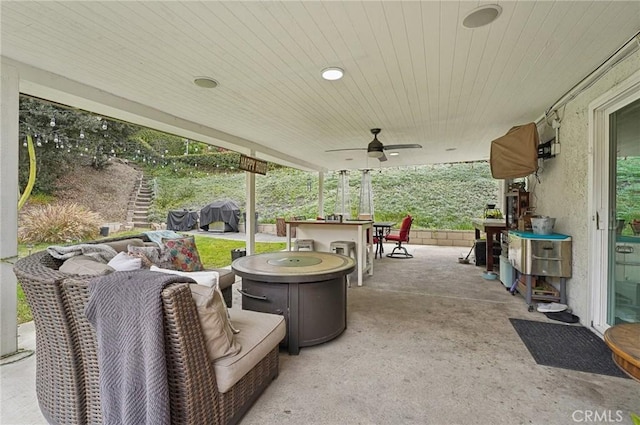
[490, 122, 539, 179]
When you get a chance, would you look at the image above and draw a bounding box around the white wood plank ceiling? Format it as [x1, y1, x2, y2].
[2, 1, 639, 171]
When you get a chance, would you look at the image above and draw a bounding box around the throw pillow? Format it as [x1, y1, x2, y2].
[59, 255, 115, 276]
[127, 251, 153, 268]
[127, 245, 161, 268]
[128, 245, 161, 263]
[162, 236, 204, 272]
[151, 266, 239, 334]
[189, 284, 241, 361]
[107, 251, 142, 271]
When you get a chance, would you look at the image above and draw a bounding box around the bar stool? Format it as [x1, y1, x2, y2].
[330, 241, 357, 287]
[294, 239, 315, 251]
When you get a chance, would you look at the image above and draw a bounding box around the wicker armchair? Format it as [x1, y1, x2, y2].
[14, 249, 280, 425]
[14, 251, 85, 425]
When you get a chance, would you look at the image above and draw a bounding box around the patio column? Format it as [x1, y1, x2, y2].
[0, 62, 20, 356]
[318, 171, 324, 218]
[245, 150, 256, 255]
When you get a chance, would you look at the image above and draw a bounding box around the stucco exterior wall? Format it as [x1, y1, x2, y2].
[528, 48, 640, 325]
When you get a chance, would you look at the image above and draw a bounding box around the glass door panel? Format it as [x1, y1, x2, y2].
[608, 97, 640, 325]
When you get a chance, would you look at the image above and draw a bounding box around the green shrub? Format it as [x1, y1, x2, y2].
[18, 202, 102, 243]
[24, 192, 57, 206]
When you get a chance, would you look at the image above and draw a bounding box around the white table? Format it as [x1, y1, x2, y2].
[285, 220, 374, 286]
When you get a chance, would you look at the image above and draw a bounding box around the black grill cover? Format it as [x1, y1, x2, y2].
[166, 210, 199, 231]
[199, 200, 240, 232]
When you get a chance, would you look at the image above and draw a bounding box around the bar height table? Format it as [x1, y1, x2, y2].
[285, 219, 373, 286]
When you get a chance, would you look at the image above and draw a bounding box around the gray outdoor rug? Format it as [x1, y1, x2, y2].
[509, 318, 629, 378]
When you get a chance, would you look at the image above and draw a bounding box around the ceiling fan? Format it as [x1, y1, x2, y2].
[326, 128, 422, 162]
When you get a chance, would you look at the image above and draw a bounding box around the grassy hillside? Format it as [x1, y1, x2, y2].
[149, 162, 499, 230]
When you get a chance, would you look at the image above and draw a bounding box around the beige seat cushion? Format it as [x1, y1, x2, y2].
[214, 309, 285, 393]
[151, 265, 219, 287]
[150, 265, 234, 291]
[59, 255, 114, 276]
[217, 269, 235, 291]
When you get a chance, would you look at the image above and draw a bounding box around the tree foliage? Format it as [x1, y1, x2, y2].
[17, 96, 244, 195]
[18, 96, 136, 193]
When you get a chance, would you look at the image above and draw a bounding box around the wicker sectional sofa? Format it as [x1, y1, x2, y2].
[14, 234, 285, 425]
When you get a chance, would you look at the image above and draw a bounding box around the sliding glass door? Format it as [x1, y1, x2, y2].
[607, 98, 640, 325]
[590, 74, 640, 335]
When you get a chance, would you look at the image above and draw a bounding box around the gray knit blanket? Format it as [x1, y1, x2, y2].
[47, 243, 117, 263]
[85, 270, 195, 425]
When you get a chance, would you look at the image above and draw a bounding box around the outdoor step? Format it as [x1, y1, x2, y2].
[126, 172, 154, 230]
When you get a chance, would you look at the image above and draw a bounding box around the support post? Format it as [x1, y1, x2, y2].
[318, 171, 324, 218]
[245, 150, 256, 255]
[0, 62, 20, 356]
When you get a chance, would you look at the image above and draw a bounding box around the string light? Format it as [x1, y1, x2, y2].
[102, 121, 108, 131]
[49, 117, 55, 127]
[79, 129, 85, 139]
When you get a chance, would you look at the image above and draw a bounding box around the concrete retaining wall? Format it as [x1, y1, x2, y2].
[248, 223, 475, 247]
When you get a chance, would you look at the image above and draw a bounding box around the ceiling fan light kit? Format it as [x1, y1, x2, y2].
[325, 128, 422, 162]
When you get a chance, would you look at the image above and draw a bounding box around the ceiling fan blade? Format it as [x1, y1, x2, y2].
[325, 147, 367, 152]
[378, 152, 388, 162]
[383, 144, 422, 150]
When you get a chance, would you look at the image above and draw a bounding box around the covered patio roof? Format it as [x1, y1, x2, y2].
[2, 1, 640, 171]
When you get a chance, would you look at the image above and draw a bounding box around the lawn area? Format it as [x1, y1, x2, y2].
[16, 234, 286, 324]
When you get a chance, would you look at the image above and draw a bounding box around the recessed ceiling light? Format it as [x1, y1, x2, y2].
[193, 77, 219, 88]
[321, 67, 344, 81]
[462, 5, 502, 29]
[388, 152, 399, 156]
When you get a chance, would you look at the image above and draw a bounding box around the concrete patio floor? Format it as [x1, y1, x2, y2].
[2, 242, 638, 425]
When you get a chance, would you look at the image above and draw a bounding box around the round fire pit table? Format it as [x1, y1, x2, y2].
[232, 251, 356, 355]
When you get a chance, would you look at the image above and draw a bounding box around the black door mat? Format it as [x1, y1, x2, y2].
[509, 318, 629, 379]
